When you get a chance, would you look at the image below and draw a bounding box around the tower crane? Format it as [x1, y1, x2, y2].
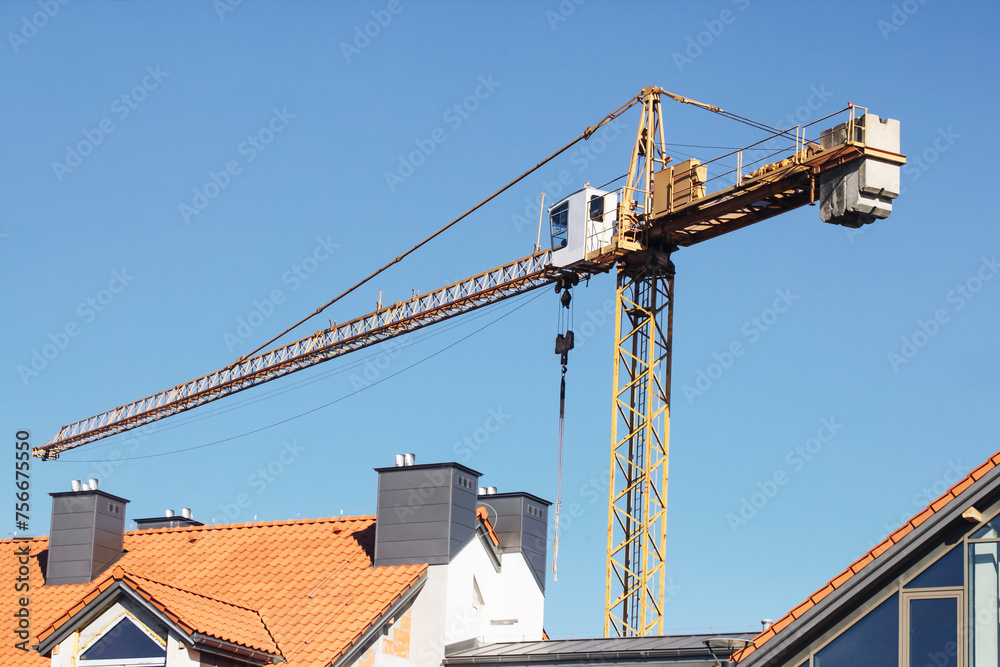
[33, 86, 904, 638]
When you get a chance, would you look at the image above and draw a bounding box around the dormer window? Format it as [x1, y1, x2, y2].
[78, 612, 166, 666]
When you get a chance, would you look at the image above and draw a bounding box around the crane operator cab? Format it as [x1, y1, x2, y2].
[549, 185, 618, 270]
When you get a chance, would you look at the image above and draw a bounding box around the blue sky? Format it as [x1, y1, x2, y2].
[3, 0, 998, 638]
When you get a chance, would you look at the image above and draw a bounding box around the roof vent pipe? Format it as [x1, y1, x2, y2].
[403, 453, 416, 467]
[395, 454, 405, 467]
[761, 618, 773, 631]
[71, 480, 82, 492]
[88, 478, 99, 491]
[81, 482, 90, 491]
[478, 487, 488, 496]
[181, 508, 192, 519]
[487, 486, 497, 495]
[164, 509, 175, 518]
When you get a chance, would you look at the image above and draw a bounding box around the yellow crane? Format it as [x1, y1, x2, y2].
[33, 86, 904, 638]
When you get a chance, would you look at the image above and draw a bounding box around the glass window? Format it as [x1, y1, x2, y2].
[588, 195, 604, 223]
[970, 540, 1000, 667]
[550, 202, 569, 249]
[80, 617, 166, 661]
[814, 593, 898, 667]
[972, 519, 1000, 540]
[906, 545, 963, 589]
[909, 597, 958, 667]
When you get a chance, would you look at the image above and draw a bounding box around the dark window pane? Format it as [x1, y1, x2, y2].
[906, 545, 963, 588]
[909, 597, 958, 667]
[589, 195, 604, 223]
[814, 593, 898, 667]
[81, 618, 166, 660]
[550, 202, 569, 249]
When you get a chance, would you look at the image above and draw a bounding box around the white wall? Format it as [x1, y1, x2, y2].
[407, 532, 545, 667]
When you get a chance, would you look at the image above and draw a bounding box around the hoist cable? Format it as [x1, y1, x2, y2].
[553, 368, 566, 581]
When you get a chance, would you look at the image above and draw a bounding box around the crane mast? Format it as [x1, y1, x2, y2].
[34, 86, 904, 640]
[605, 88, 674, 637]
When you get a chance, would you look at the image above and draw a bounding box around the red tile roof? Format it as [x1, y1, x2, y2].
[2, 516, 426, 666]
[733, 450, 1000, 662]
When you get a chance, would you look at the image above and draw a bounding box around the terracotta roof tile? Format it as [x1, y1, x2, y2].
[1, 516, 426, 667]
[732, 448, 1000, 662]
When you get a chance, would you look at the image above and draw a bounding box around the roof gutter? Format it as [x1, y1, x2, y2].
[193, 634, 284, 665]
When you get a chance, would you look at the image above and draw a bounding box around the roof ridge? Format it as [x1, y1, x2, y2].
[0, 536, 48, 545]
[114, 568, 282, 657]
[118, 568, 261, 613]
[733, 447, 1000, 662]
[126, 514, 376, 536]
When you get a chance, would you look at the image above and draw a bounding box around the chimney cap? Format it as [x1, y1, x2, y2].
[374, 460, 482, 477]
[49, 488, 130, 503]
[476, 490, 553, 506]
[181, 508, 192, 519]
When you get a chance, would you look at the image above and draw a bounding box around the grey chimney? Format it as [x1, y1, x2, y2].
[374, 460, 481, 567]
[477, 492, 551, 591]
[46, 481, 129, 586]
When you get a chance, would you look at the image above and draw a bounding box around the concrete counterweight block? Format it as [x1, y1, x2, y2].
[819, 113, 901, 228]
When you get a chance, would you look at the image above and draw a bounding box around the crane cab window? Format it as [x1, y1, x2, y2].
[589, 195, 604, 223]
[550, 201, 569, 249]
